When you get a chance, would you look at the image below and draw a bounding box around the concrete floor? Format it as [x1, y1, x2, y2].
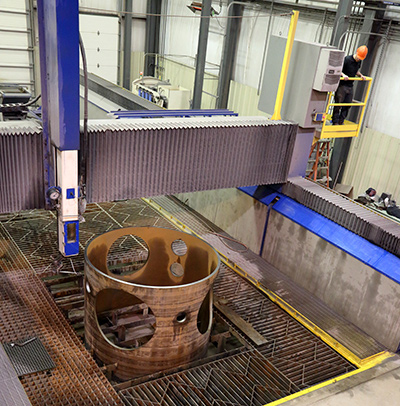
[283, 355, 400, 405]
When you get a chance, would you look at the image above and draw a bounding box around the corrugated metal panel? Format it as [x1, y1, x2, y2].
[342, 127, 400, 202]
[0, 121, 44, 214]
[86, 117, 297, 203]
[283, 176, 400, 257]
[228, 81, 268, 117]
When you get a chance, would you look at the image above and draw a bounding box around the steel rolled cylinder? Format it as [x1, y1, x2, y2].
[84, 226, 220, 380]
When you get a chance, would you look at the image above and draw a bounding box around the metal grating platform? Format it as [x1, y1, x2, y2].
[0, 223, 123, 405]
[119, 265, 355, 405]
[120, 349, 299, 406]
[149, 195, 385, 359]
[3, 337, 55, 377]
[0, 197, 383, 405]
[0, 200, 174, 278]
[213, 267, 354, 389]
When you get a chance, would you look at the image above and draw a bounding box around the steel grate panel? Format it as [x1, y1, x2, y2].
[0, 226, 123, 405]
[282, 177, 400, 257]
[120, 350, 299, 406]
[149, 195, 385, 359]
[0, 201, 174, 278]
[3, 337, 55, 377]
[0, 197, 375, 405]
[212, 266, 355, 389]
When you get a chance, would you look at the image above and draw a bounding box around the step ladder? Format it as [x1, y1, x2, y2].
[306, 139, 331, 187]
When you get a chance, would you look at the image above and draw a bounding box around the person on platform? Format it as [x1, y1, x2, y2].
[332, 45, 368, 125]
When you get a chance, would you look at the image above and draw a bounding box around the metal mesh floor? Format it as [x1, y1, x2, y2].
[0, 198, 369, 405]
[150, 195, 385, 359]
[0, 201, 174, 277]
[119, 264, 355, 406]
[0, 217, 124, 405]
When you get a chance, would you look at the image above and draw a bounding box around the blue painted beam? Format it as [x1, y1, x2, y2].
[37, 0, 80, 151]
[110, 109, 238, 118]
[273, 196, 400, 285]
[238, 185, 400, 284]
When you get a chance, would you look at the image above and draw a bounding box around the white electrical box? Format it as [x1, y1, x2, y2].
[258, 37, 345, 128]
[313, 49, 345, 92]
[158, 85, 191, 109]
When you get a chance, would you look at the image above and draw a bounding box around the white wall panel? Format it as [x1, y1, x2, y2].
[0, 50, 30, 65]
[79, 0, 120, 12]
[163, 0, 222, 71]
[366, 42, 400, 139]
[79, 14, 119, 83]
[0, 32, 29, 47]
[132, 19, 146, 52]
[342, 128, 400, 201]
[228, 81, 267, 116]
[132, 0, 146, 14]
[0, 12, 27, 29]
[0, 0, 26, 11]
[0, 1, 32, 88]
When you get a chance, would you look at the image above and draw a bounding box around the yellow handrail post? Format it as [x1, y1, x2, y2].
[271, 10, 299, 120]
[356, 77, 373, 134]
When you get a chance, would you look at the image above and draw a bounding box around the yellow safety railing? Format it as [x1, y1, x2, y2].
[270, 10, 299, 120]
[320, 76, 373, 139]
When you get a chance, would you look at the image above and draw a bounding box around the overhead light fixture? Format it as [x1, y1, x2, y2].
[187, 2, 219, 16]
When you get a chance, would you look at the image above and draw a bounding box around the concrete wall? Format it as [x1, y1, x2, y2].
[262, 210, 400, 352]
[174, 189, 268, 255]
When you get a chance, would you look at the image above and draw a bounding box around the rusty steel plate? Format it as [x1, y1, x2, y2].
[84, 226, 220, 380]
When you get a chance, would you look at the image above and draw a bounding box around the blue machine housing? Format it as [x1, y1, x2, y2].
[37, 0, 80, 151]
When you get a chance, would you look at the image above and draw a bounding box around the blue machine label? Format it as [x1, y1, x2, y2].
[66, 188, 75, 199]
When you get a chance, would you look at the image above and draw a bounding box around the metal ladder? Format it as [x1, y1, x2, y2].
[306, 139, 331, 187]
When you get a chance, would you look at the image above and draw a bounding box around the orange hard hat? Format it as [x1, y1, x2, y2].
[356, 45, 368, 60]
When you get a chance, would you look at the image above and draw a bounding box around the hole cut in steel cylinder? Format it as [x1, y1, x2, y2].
[84, 226, 220, 380]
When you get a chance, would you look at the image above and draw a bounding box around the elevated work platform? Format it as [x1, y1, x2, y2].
[319, 77, 372, 140]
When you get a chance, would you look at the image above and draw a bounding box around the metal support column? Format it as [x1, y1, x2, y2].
[329, 0, 354, 186]
[330, 0, 353, 47]
[144, 0, 162, 77]
[330, 1, 386, 185]
[192, 0, 212, 109]
[216, 1, 243, 109]
[350, 2, 386, 113]
[123, 0, 133, 90]
[37, 0, 80, 257]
